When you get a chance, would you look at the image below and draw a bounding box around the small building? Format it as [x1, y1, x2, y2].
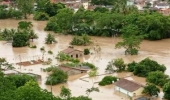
[59, 65, 88, 75]
[61, 48, 83, 58]
[114, 78, 144, 97]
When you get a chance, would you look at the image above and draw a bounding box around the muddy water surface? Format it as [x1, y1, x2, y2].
[0, 19, 170, 100]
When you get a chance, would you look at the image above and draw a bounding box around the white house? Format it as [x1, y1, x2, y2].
[155, 2, 169, 9]
[114, 78, 144, 97]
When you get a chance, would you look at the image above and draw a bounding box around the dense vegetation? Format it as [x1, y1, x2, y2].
[0, 70, 91, 100]
[0, 5, 22, 19]
[127, 58, 166, 77]
[44, 4, 170, 41]
[146, 71, 170, 87]
[99, 76, 118, 86]
[70, 34, 92, 46]
[142, 83, 160, 97]
[105, 58, 126, 73]
[44, 66, 68, 85]
[35, 0, 65, 17]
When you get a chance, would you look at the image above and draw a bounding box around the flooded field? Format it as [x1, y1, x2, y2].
[0, 18, 170, 100]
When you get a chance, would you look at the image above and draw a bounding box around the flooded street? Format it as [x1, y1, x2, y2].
[0, 18, 170, 100]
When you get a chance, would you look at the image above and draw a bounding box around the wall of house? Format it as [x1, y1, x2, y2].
[69, 51, 83, 58]
[83, 2, 89, 9]
[115, 86, 133, 97]
[115, 86, 143, 97]
[132, 87, 143, 97]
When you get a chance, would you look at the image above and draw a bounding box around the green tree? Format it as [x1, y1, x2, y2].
[127, 61, 137, 72]
[60, 86, 71, 100]
[106, 58, 126, 72]
[16, 0, 34, 19]
[142, 83, 160, 97]
[45, 66, 68, 85]
[113, 58, 126, 72]
[6, 74, 36, 88]
[12, 31, 29, 47]
[115, 25, 143, 55]
[0, 58, 14, 70]
[18, 21, 33, 30]
[91, 0, 115, 5]
[99, 76, 118, 86]
[16, 81, 61, 100]
[29, 30, 38, 42]
[163, 82, 170, 100]
[146, 71, 169, 87]
[45, 33, 56, 44]
[55, 8, 73, 33]
[94, 7, 109, 13]
[70, 34, 92, 46]
[133, 58, 166, 77]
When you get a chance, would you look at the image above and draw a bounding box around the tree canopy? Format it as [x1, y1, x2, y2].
[142, 83, 160, 97]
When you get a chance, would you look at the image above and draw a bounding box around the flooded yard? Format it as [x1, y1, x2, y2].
[0, 18, 170, 100]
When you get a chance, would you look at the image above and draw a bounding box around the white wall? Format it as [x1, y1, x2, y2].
[115, 86, 133, 97]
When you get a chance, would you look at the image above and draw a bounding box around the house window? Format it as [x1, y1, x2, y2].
[71, 55, 73, 57]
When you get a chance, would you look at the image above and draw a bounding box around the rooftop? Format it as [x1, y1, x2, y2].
[61, 48, 82, 54]
[115, 78, 143, 92]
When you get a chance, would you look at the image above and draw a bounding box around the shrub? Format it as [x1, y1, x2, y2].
[45, 67, 68, 85]
[40, 46, 45, 51]
[84, 48, 90, 55]
[133, 58, 166, 77]
[33, 12, 49, 21]
[146, 71, 170, 87]
[12, 32, 29, 47]
[127, 61, 137, 72]
[62, 62, 78, 67]
[113, 58, 126, 72]
[70, 34, 92, 46]
[81, 62, 95, 69]
[99, 76, 118, 86]
[48, 50, 53, 54]
[29, 45, 37, 48]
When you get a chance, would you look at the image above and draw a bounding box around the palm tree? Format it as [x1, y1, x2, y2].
[29, 30, 38, 42]
[45, 33, 57, 44]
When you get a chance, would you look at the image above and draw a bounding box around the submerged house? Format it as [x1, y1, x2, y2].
[114, 78, 144, 97]
[58, 65, 88, 75]
[61, 48, 83, 58]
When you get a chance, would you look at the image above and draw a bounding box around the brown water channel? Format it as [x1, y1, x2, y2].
[0, 18, 170, 100]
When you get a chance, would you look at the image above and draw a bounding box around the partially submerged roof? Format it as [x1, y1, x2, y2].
[135, 97, 149, 100]
[61, 48, 82, 54]
[59, 65, 89, 72]
[115, 78, 143, 92]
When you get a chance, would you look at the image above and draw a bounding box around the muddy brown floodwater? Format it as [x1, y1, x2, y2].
[0, 18, 170, 100]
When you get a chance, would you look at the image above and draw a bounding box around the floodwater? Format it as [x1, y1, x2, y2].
[0, 18, 170, 100]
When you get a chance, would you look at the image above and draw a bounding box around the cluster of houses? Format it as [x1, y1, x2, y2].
[128, 0, 170, 15]
[1, 0, 170, 14]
